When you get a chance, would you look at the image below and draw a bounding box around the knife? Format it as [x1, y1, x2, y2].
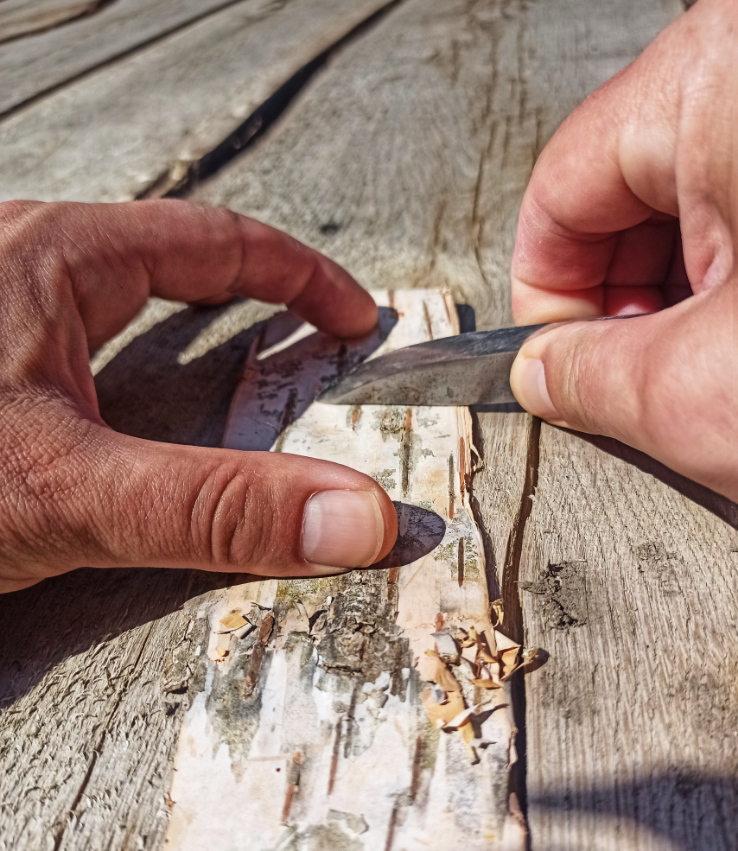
[318, 323, 546, 406]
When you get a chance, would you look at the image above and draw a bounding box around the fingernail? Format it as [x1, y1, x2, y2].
[302, 490, 384, 569]
[510, 355, 560, 421]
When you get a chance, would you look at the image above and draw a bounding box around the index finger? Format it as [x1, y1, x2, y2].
[15, 199, 378, 347]
[511, 49, 680, 324]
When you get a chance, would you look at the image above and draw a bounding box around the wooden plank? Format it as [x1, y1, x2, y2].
[0, 0, 101, 45]
[190, 0, 738, 847]
[521, 431, 738, 851]
[0, 0, 394, 203]
[2, 0, 727, 849]
[0, 299, 280, 851]
[0, 1, 539, 845]
[0, 0, 250, 114]
[165, 290, 527, 850]
[463, 0, 738, 848]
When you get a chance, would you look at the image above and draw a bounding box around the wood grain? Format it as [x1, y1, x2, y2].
[0, 0, 102, 45]
[0, 0, 734, 847]
[193, 0, 738, 847]
[0, 0, 252, 115]
[0, 0, 394, 203]
[521, 430, 738, 851]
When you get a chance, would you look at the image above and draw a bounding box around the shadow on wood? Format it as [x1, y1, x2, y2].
[570, 431, 738, 531]
[0, 302, 444, 709]
[529, 771, 738, 851]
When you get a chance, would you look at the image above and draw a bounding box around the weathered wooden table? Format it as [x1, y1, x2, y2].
[1, 1, 737, 849]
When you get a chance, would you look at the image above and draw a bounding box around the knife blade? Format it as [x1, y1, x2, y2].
[318, 323, 546, 406]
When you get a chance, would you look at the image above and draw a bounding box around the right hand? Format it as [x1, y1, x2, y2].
[509, 0, 738, 502]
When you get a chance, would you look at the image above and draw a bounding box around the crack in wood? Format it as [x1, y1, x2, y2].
[51, 619, 157, 851]
[151, 0, 407, 199]
[500, 415, 540, 828]
[399, 407, 413, 498]
[383, 798, 400, 851]
[422, 300, 434, 340]
[448, 452, 455, 520]
[0, 0, 258, 122]
[408, 735, 423, 805]
[0, 0, 119, 48]
[502, 416, 540, 642]
[327, 717, 342, 796]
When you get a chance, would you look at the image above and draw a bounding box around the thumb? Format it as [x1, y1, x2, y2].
[509, 284, 738, 501]
[46, 429, 398, 577]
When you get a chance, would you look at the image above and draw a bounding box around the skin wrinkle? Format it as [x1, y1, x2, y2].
[0, 199, 397, 591]
[509, 0, 738, 503]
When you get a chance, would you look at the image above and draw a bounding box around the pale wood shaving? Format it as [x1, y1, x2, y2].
[432, 657, 462, 693]
[432, 632, 460, 662]
[420, 689, 465, 728]
[443, 706, 479, 730]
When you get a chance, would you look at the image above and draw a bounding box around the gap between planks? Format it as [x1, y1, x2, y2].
[0, 0, 269, 121]
[144, 0, 406, 199]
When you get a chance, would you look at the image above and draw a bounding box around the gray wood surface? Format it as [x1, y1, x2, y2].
[192, 0, 738, 848]
[0, 0, 101, 45]
[1, 0, 736, 848]
[0, 0, 394, 203]
[0, 0, 251, 115]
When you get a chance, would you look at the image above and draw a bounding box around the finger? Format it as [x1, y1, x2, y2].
[9, 200, 377, 347]
[511, 40, 681, 324]
[509, 282, 738, 501]
[8, 420, 398, 580]
[601, 217, 675, 314]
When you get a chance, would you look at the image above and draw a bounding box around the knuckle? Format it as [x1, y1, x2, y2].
[559, 333, 609, 432]
[190, 466, 274, 570]
[0, 200, 40, 228]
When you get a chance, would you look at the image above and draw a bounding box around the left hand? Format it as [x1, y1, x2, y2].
[0, 199, 398, 593]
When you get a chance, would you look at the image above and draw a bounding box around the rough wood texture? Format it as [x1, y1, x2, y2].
[0, 0, 102, 45]
[192, 0, 738, 847]
[1, 0, 737, 848]
[0, 0, 394, 202]
[520, 431, 738, 851]
[166, 291, 526, 850]
[0, 0, 249, 114]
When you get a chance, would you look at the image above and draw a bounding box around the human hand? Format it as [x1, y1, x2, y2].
[509, 0, 738, 502]
[0, 200, 397, 593]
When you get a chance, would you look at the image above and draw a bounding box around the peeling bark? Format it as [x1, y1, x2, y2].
[165, 291, 526, 850]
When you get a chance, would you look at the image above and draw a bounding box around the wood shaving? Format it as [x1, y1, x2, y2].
[432, 631, 460, 662]
[490, 599, 504, 627]
[493, 630, 520, 652]
[259, 611, 275, 644]
[432, 657, 462, 693]
[500, 646, 521, 680]
[233, 623, 255, 640]
[420, 688, 465, 728]
[220, 613, 248, 631]
[421, 600, 548, 765]
[442, 706, 478, 730]
[521, 646, 548, 673]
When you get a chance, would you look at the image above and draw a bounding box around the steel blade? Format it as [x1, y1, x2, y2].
[318, 323, 546, 406]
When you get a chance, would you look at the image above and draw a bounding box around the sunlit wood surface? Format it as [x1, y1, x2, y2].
[1, 1, 737, 849]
